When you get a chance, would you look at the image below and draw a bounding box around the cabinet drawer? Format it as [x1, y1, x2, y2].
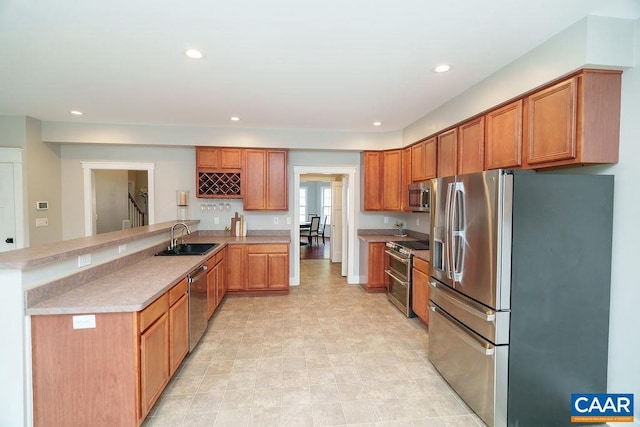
[139, 293, 169, 332]
[413, 256, 430, 274]
[247, 244, 288, 254]
[169, 278, 187, 306]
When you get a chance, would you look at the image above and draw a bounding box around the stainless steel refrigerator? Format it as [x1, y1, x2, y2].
[428, 169, 614, 427]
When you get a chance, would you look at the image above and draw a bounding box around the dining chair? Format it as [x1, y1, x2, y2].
[318, 216, 328, 245]
[300, 216, 320, 246]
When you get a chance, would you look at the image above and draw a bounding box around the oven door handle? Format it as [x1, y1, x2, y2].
[384, 269, 409, 286]
[384, 250, 410, 264]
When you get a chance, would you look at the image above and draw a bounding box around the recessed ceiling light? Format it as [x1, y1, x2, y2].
[433, 64, 452, 73]
[184, 49, 205, 59]
[70, 110, 84, 116]
[373, 121, 382, 127]
[230, 116, 240, 122]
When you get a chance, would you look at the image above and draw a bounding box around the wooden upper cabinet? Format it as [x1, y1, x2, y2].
[196, 147, 242, 170]
[411, 137, 437, 182]
[437, 129, 457, 178]
[363, 151, 383, 211]
[382, 150, 402, 211]
[458, 117, 485, 175]
[523, 70, 621, 168]
[243, 149, 288, 210]
[485, 100, 523, 170]
[401, 147, 412, 211]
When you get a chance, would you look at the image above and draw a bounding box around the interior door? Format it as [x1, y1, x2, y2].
[0, 163, 16, 252]
[330, 180, 343, 265]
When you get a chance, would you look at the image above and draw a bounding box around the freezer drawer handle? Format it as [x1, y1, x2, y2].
[430, 304, 495, 356]
[430, 282, 495, 322]
[385, 269, 408, 286]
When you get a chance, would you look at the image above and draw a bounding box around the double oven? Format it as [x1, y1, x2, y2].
[384, 240, 429, 317]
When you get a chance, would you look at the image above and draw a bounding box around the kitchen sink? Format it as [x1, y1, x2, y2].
[155, 243, 218, 256]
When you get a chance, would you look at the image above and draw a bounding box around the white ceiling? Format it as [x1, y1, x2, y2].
[1, 0, 638, 132]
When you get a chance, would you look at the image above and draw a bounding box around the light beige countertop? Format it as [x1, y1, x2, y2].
[26, 235, 291, 316]
[413, 250, 430, 262]
[358, 234, 419, 243]
[0, 220, 200, 270]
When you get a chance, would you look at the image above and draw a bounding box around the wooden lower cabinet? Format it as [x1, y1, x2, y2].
[169, 279, 189, 376]
[140, 312, 169, 417]
[412, 257, 430, 325]
[229, 243, 290, 294]
[207, 250, 227, 318]
[31, 280, 190, 426]
[363, 242, 387, 293]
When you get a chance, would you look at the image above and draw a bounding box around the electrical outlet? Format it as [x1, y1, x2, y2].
[286, 217, 291, 225]
[78, 254, 92, 268]
[72, 314, 96, 329]
[416, 218, 420, 226]
[214, 217, 220, 224]
[384, 217, 389, 224]
[35, 217, 48, 227]
[274, 217, 279, 225]
[118, 244, 127, 254]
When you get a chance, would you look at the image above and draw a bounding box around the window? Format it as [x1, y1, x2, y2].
[321, 186, 331, 225]
[299, 188, 308, 223]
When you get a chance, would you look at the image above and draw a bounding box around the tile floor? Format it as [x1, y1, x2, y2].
[143, 260, 485, 427]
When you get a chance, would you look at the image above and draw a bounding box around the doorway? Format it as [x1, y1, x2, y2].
[0, 148, 24, 251]
[292, 166, 357, 286]
[82, 162, 155, 236]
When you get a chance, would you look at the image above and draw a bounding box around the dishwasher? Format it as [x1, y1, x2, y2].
[187, 263, 208, 352]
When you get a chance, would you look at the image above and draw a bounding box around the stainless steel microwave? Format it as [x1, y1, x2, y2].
[408, 182, 431, 212]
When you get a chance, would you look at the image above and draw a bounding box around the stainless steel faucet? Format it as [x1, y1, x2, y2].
[170, 222, 191, 249]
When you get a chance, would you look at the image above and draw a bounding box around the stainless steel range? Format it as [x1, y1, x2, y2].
[384, 239, 429, 317]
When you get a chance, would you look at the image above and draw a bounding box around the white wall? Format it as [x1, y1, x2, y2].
[403, 15, 640, 422]
[94, 169, 128, 234]
[25, 117, 62, 246]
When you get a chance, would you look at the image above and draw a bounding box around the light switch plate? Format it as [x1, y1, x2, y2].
[274, 217, 279, 224]
[286, 217, 291, 225]
[118, 244, 127, 254]
[35, 217, 48, 227]
[384, 217, 389, 224]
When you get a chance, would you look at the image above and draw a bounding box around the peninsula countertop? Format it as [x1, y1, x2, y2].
[26, 235, 290, 316]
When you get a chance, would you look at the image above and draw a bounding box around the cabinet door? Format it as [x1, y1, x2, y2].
[363, 151, 383, 210]
[458, 117, 485, 175]
[226, 245, 246, 291]
[437, 129, 457, 178]
[247, 252, 269, 289]
[216, 255, 226, 305]
[485, 100, 523, 169]
[219, 148, 242, 169]
[243, 149, 267, 210]
[401, 147, 412, 211]
[196, 147, 219, 168]
[411, 143, 425, 182]
[266, 150, 288, 210]
[382, 150, 402, 211]
[267, 253, 289, 289]
[140, 312, 169, 418]
[206, 263, 218, 319]
[412, 266, 429, 325]
[423, 137, 437, 179]
[169, 294, 189, 376]
[368, 243, 387, 287]
[524, 77, 577, 166]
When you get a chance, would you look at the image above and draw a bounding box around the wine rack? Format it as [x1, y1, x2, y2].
[197, 172, 242, 198]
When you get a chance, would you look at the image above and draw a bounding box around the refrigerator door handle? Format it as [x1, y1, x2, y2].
[452, 182, 466, 281]
[445, 182, 455, 279]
